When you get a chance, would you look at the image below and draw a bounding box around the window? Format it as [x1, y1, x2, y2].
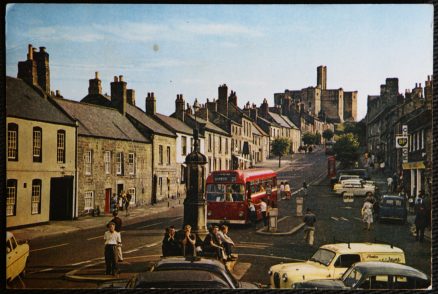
[225, 159, 228, 170]
[225, 138, 229, 154]
[84, 191, 94, 210]
[182, 136, 187, 155]
[208, 157, 212, 173]
[231, 139, 234, 152]
[128, 153, 136, 175]
[116, 152, 124, 175]
[166, 146, 171, 165]
[421, 129, 425, 150]
[214, 158, 217, 171]
[208, 134, 212, 152]
[409, 135, 412, 152]
[7, 123, 18, 161]
[57, 130, 66, 163]
[33, 127, 42, 162]
[85, 150, 92, 175]
[219, 137, 222, 154]
[181, 165, 186, 183]
[7, 179, 17, 216]
[104, 151, 111, 174]
[190, 138, 194, 152]
[334, 254, 361, 268]
[219, 159, 222, 170]
[416, 132, 420, 151]
[31, 179, 42, 214]
[128, 188, 136, 205]
[159, 145, 163, 165]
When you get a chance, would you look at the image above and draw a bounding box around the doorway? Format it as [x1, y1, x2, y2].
[105, 188, 112, 214]
[50, 176, 74, 220]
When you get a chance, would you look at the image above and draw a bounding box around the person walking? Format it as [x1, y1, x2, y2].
[303, 208, 316, 246]
[392, 172, 399, 193]
[361, 199, 374, 231]
[248, 201, 257, 228]
[386, 176, 393, 193]
[279, 182, 285, 200]
[109, 210, 123, 262]
[218, 225, 236, 261]
[302, 181, 308, 197]
[415, 203, 428, 242]
[104, 222, 121, 276]
[118, 193, 124, 211]
[162, 226, 180, 256]
[284, 182, 291, 199]
[180, 224, 197, 257]
[125, 192, 132, 216]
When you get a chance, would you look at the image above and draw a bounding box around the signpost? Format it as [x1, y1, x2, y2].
[401, 125, 408, 163]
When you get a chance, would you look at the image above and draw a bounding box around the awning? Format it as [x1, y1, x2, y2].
[232, 154, 251, 162]
[402, 161, 425, 170]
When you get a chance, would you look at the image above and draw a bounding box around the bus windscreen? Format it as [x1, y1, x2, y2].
[206, 184, 245, 202]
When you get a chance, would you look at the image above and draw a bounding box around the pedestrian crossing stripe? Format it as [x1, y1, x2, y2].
[331, 216, 339, 221]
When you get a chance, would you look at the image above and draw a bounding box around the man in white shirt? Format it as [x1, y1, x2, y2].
[104, 222, 121, 276]
[218, 225, 236, 261]
[279, 182, 285, 200]
[255, 199, 268, 227]
[387, 176, 393, 192]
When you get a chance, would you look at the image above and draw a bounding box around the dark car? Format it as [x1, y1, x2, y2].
[331, 169, 370, 187]
[100, 270, 232, 289]
[151, 256, 258, 289]
[292, 261, 430, 290]
[377, 195, 407, 223]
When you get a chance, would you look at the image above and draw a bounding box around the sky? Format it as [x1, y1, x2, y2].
[5, 4, 433, 121]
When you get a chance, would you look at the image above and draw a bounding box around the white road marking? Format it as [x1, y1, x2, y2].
[354, 217, 363, 221]
[38, 268, 54, 272]
[70, 260, 92, 266]
[144, 241, 161, 248]
[341, 206, 353, 209]
[331, 216, 339, 221]
[235, 244, 268, 249]
[340, 217, 349, 221]
[87, 230, 125, 241]
[30, 243, 69, 252]
[124, 249, 139, 254]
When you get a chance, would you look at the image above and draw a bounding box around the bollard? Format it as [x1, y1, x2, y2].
[296, 195, 303, 216]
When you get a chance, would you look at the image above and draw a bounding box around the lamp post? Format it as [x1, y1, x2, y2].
[183, 99, 208, 240]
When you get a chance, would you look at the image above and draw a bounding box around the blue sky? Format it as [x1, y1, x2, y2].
[6, 4, 433, 120]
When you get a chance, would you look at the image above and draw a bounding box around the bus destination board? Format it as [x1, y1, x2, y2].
[213, 173, 237, 183]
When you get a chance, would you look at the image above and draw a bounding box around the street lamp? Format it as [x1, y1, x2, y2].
[193, 98, 200, 147]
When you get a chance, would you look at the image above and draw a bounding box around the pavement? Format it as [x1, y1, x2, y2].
[11, 197, 184, 242]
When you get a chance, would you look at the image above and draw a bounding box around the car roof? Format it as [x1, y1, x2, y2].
[135, 270, 230, 287]
[154, 257, 227, 271]
[353, 262, 428, 280]
[320, 243, 404, 254]
[381, 195, 405, 200]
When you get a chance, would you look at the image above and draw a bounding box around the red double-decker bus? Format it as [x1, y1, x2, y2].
[206, 169, 278, 224]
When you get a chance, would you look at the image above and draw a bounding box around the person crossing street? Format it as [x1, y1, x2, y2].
[303, 208, 316, 246]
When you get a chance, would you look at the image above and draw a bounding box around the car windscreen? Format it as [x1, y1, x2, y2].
[342, 268, 363, 288]
[309, 248, 336, 266]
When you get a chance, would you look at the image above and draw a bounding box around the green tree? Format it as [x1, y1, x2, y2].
[343, 121, 366, 146]
[322, 129, 334, 144]
[302, 132, 317, 146]
[271, 138, 291, 167]
[333, 133, 360, 168]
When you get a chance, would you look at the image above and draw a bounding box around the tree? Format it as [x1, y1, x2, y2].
[302, 132, 317, 146]
[343, 121, 366, 146]
[271, 138, 291, 167]
[333, 133, 360, 168]
[322, 129, 334, 144]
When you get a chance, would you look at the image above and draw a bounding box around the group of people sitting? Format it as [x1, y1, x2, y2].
[162, 224, 236, 263]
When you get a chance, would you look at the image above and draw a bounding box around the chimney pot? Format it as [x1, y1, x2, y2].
[151, 92, 154, 98]
[39, 47, 46, 52]
[419, 83, 421, 87]
[415, 83, 418, 87]
[56, 90, 60, 96]
[119, 75, 123, 82]
[27, 44, 33, 60]
[95, 71, 99, 79]
[114, 76, 118, 82]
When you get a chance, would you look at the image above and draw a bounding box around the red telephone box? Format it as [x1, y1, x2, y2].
[328, 156, 336, 178]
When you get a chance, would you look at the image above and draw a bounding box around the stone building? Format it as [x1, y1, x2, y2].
[6, 75, 77, 228]
[274, 66, 357, 123]
[82, 75, 179, 204]
[53, 97, 152, 215]
[154, 94, 205, 196]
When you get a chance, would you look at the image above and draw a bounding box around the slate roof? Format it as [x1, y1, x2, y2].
[268, 112, 291, 128]
[53, 98, 149, 143]
[281, 115, 299, 129]
[6, 76, 76, 126]
[186, 114, 230, 136]
[81, 93, 112, 107]
[126, 104, 176, 137]
[252, 121, 268, 137]
[155, 113, 194, 136]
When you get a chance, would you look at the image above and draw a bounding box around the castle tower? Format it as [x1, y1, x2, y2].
[88, 71, 102, 95]
[145, 92, 157, 115]
[217, 84, 228, 116]
[175, 94, 185, 121]
[110, 75, 127, 115]
[317, 65, 327, 90]
[33, 47, 50, 94]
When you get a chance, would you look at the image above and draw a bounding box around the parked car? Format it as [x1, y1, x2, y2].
[6, 232, 30, 283]
[330, 169, 370, 187]
[333, 179, 376, 197]
[151, 256, 258, 289]
[100, 270, 232, 289]
[377, 195, 407, 223]
[292, 261, 430, 289]
[268, 243, 405, 288]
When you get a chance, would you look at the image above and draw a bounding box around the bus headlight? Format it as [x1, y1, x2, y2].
[268, 269, 272, 276]
[207, 211, 212, 216]
[282, 273, 288, 282]
[238, 211, 244, 218]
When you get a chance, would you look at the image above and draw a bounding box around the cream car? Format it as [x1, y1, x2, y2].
[268, 243, 405, 288]
[6, 232, 30, 283]
[333, 179, 376, 197]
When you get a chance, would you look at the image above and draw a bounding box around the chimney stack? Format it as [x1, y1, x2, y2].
[127, 89, 136, 106]
[260, 98, 269, 117]
[33, 46, 50, 94]
[175, 94, 185, 121]
[145, 92, 157, 115]
[17, 44, 38, 89]
[218, 84, 229, 117]
[110, 75, 127, 115]
[88, 71, 102, 95]
[228, 90, 237, 106]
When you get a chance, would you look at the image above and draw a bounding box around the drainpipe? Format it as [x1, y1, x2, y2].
[74, 120, 79, 219]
